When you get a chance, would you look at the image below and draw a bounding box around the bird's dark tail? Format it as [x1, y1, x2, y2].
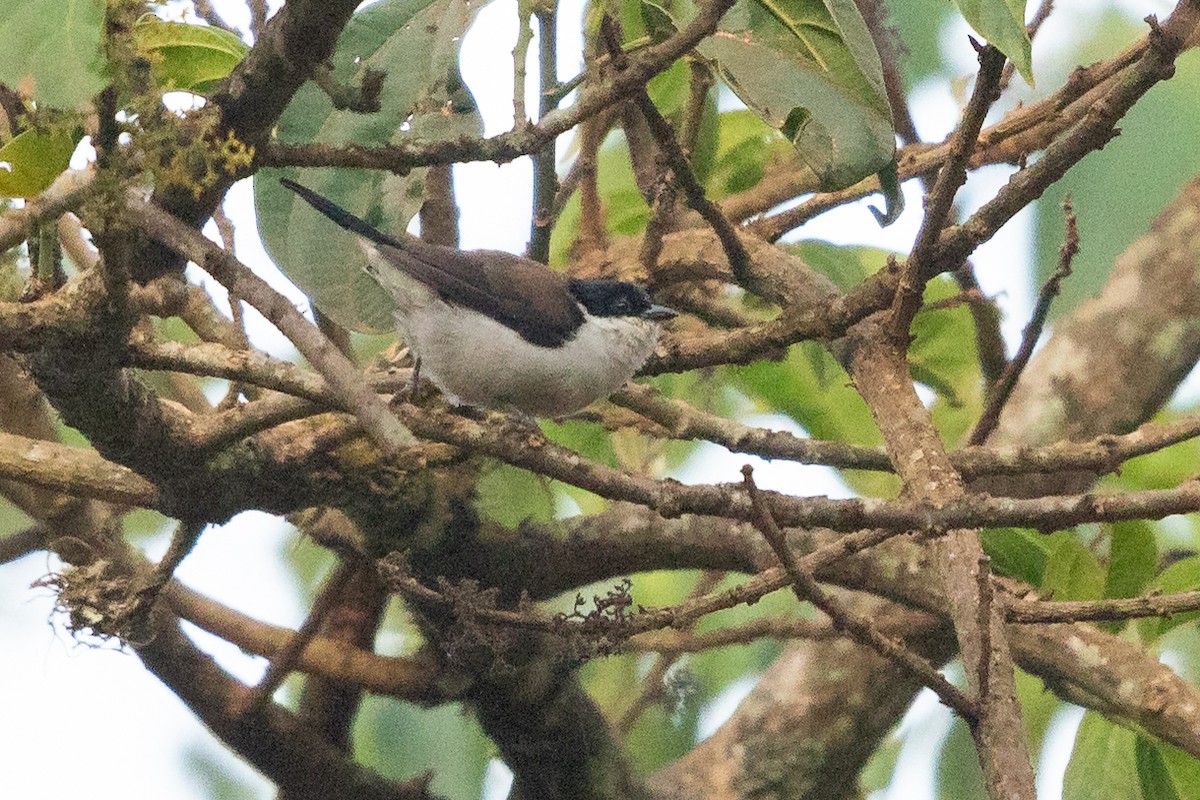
[280, 178, 405, 249]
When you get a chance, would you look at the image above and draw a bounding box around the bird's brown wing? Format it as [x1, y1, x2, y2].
[374, 240, 585, 347]
[278, 178, 583, 346]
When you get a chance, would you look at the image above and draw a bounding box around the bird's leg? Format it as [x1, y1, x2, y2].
[408, 355, 423, 398]
[503, 406, 542, 430]
[389, 356, 423, 407]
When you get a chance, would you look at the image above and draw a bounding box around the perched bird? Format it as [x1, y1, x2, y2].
[281, 179, 676, 417]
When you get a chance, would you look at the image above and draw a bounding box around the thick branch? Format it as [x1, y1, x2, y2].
[843, 322, 1036, 800]
[133, 0, 364, 281]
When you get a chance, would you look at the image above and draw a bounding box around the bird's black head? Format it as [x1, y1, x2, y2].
[568, 279, 676, 321]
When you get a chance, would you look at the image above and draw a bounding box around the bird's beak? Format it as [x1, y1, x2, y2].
[643, 304, 678, 322]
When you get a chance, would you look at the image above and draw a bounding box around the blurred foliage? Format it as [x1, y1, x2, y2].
[0, 0, 105, 110]
[885, 0, 955, 86]
[355, 695, 495, 798]
[181, 745, 261, 800]
[256, 0, 482, 333]
[1063, 712, 1142, 800]
[1033, 14, 1200, 317]
[938, 714, 987, 800]
[0, 495, 33, 536]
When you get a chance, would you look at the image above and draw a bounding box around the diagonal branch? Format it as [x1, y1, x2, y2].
[124, 193, 416, 454]
[930, 5, 1200, 280]
[257, 0, 738, 176]
[969, 197, 1078, 445]
[742, 465, 976, 722]
[888, 44, 1006, 339]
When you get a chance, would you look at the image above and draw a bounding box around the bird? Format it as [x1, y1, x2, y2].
[280, 179, 677, 418]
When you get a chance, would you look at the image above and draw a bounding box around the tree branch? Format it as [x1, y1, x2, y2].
[843, 322, 1036, 800]
[124, 193, 416, 454]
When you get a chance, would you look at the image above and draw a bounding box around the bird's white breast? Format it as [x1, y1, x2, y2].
[400, 299, 659, 417]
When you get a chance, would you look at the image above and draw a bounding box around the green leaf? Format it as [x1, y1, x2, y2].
[1136, 736, 1181, 800]
[1152, 740, 1200, 799]
[953, 0, 1033, 84]
[869, 160, 903, 226]
[1108, 417, 1199, 491]
[1105, 520, 1157, 600]
[133, 16, 249, 93]
[0, 127, 78, 197]
[783, 241, 982, 427]
[705, 110, 793, 198]
[1064, 712, 1141, 800]
[1041, 535, 1104, 601]
[256, 0, 481, 333]
[1142, 556, 1200, 640]
[639, 0, 678, 42]
[0, 0, 106, 110]
[981, 528, 1052, 585]
[698, 0, 895, 191]
[783, 238, 885, 290]
[735, 342, 897, 497]
[475, 463, 558, 527]
[1015, 667, 1061, 756]
[911, 277, 982, 414]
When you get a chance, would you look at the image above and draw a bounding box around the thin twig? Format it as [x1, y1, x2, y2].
[741, 465, 978, 722]
[136, 519, 207, 610]
[888, 44, 1007, 340]
[629, 87, 754, 287]
[1006, 587, 1200, 623]
[257, 0, 740, 175]
[529, 4, 560, 263]
[124, 193, 417, 454]
[191, 0, 239, 33]
[0, 524, 47, 564]
[311, 63, 384, 113]
[512, 4, 535, 125]
[975, 552, 993, 721]
[211, 203, 250, 409]
[243, 559, 361, 715]
[954, 266, 1009, 384]
[854, 0, 922, 146]
[627, 614, 840, 652]
[678, 59, 713, 157]
[617, 570, 723, 733]
[638, 169, 678, 272]
[165, 581, 439, 698]
[969, 197, 1078, 445]
[929, 7, 1200, 282]
[246, 0, 268, 39]
[737, 29, 1149, 239]
[573, 111, 611, 257]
